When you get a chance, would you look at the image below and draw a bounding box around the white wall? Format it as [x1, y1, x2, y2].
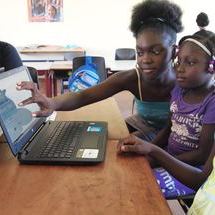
[0, 0, 214, 60]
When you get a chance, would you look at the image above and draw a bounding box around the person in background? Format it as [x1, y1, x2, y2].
[0, 41, 22, 71]
[196, 12, 209, 31]
[17, 0, 183, 141]
[118, 12, 215, 199]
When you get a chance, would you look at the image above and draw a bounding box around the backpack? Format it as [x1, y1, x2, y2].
[68, 56, 100, 92]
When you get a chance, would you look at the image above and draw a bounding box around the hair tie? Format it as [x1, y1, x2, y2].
[140, 17, 176, 31]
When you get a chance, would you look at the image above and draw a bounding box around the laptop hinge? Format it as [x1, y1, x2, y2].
[21, 122, 47, 154]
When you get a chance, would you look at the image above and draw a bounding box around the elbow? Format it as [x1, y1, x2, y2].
[198, 149, 211, 165]
[189, 169, 208, 191]
[192, 174, 208, 191]
[193, 183, 202, 191]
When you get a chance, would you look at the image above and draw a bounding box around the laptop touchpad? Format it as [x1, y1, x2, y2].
[82, 135, 99, 148]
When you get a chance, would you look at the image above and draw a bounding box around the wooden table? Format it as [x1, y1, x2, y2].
[0, 98, 171, 215]
[20, 46, 84, 61]
[20, 46, 84, 53]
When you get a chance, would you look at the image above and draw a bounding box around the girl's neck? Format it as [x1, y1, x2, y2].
[186, 78, 214, 94]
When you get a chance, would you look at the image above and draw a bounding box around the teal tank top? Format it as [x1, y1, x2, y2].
[135, 67, 170, 129]
[135, 98, 170, 129]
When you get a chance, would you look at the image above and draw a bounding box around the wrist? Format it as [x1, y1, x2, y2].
[148, 144, 161, 158]
[48, 98, 56, 111]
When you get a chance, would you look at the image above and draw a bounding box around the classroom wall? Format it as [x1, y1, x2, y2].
[0, 0, 214, 60]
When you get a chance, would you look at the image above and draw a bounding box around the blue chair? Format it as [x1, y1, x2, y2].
[61, 56, 107, 93]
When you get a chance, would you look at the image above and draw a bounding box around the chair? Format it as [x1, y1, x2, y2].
[73, 56, 107, 81]
[107, 48, 136, 76]
[61, 56, 107, 93]
[115, 48, 136, 60]
[64, 51, 85, 61]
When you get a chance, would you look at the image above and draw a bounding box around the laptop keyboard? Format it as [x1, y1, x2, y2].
[39, 122, 84, 159]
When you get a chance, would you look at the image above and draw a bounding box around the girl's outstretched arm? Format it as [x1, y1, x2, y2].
[17, 70, 134, 116]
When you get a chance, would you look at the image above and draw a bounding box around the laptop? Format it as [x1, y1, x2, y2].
[0, 66, 107, 165]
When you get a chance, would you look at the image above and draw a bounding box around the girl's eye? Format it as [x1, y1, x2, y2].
[186, 61, 196, 66]
[136, 48, 162, 57]
[174, 58, 199, 68]
[136, 51, 144, 57]
[150, 48, 162, 55]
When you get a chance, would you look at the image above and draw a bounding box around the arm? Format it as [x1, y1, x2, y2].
[118, 135, 215, 190]
[149, 143, 215, 190]
[17, 70, 136, 116]
[176, 124, 215, 165]
[51, 71, 131, 111]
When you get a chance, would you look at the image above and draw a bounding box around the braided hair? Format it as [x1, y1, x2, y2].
[130, 0, 183, 45]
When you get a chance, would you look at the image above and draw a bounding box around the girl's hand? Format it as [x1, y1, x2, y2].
[117, 135, 153, 155]
[16, 81, 54, 117]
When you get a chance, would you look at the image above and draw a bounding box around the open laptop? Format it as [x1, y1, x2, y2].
[0, 66, 107, 165]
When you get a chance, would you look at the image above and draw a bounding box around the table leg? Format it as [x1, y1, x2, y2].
[45, 70, 53, 97]
[53, 72, 58, 97]
[48, 69, 59, 97]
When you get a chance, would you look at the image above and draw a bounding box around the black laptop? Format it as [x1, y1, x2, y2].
[0, 66, 107, 164]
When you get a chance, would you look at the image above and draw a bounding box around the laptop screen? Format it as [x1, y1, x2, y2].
[0, 66, 44, 155]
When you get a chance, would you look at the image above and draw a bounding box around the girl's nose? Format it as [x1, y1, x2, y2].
[174, 61, 185, 73]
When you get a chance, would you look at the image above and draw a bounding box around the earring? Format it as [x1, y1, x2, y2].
[136, 64, 140, 69]
[172, 56, 178, 68]
[208, 56, 215, 74]
[171, 45, 179, 69]
[172, 45, 179, 59]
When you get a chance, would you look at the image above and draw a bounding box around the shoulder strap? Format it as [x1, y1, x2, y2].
[135, 66, 143, 101]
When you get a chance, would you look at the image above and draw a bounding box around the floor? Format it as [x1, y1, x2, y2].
[38, 77, 185, 215]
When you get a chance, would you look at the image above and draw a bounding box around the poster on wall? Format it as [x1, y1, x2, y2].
[28, 0, 63, 22]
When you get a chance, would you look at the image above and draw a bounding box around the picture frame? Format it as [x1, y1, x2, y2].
[28, 0, 63, 22]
